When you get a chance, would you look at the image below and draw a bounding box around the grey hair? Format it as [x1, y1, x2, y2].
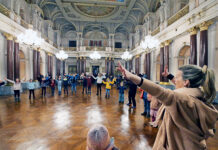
[179, 65, 216, 104]
[87, 125, 109, 150]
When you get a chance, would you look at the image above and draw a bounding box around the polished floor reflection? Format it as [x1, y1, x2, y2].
[0, 86, 217, 150]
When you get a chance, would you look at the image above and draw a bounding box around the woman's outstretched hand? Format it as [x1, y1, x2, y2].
[117, 61, 132, 80]
[162, 65, 169, 77]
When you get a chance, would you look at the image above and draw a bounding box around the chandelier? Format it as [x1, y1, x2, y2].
[89, 47, 101, 60]
[140, 35, 159, 49]
[121, 50, 132, 60]
[56, 50, 68, 61]
[17, 29, 44, 47]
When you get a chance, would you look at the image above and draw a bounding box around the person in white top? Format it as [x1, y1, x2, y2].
[4, 78, 24, 102]
[92, 73, 106, 96]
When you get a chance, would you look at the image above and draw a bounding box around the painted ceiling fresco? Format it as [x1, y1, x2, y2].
[31, 0, 160, 35]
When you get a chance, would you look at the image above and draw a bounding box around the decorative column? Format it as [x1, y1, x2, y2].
[105, 58, 108, 74]
[4, 33, 14, 80]
[56, 59, 61, 76]
[111, 58, 114, 76]
[37, 50, 40, 77]
[33, 49, 38, 80]
[199, 21, 212, 67]
[160, 43, 165, 82]
[14, 40, 20, 80]
[135, 55, 140, 75]
[47, 54, 50, 75]
[50, 54, 53, 77]
[79, 57, 83, 74]
[129, 59, 132, 72]
[81, 58, 84, 73]
[146, 53, 151, 79]
[189, 27, 197, 65]
[164, 40, 170, 82]
[108, 57, 112, 75]
[77, 57, 80, 74]
[84, 57, 86, 74]
[63, 61, 65, 75]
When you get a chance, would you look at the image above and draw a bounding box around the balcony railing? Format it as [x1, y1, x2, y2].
[114, 48, 126, 52]
[86, 46, 106, 51]
[151, 27, 160, 36]
[0, 4, 10, 17]
[64, 47, 77, 51]
[167, 5, 189, 26]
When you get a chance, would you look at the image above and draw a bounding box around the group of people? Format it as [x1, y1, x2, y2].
[0, 62, 217, 150]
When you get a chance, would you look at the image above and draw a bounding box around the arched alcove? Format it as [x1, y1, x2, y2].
[178, 45, 190, 68]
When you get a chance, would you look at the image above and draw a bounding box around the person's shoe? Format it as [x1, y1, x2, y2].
[131, 106, 136, 109]
[141, 112, 147, 116]
[126, 103, 131, 106]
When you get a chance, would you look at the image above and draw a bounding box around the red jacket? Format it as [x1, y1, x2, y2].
[87, 77, 92, 87]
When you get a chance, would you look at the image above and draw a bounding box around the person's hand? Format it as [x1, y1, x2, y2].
[117, 62, 132, 80]
[162, 65, 169, 77]
[4, 77, 7, 81]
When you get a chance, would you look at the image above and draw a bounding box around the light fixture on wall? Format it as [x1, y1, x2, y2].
[17, 29, 44, 47]
[121, 50, 132, 60]
[140, 35, 159, 49]
[56, 50, 68, 61]
[90, 47, 101, 60]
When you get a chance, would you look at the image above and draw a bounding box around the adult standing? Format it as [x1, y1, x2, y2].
[117, 62, 218, 150]
[126, 77, 137, 109]
[92, 73, 106, 96]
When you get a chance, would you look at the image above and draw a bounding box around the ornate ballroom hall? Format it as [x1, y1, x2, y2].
[0, 0, 217, 150]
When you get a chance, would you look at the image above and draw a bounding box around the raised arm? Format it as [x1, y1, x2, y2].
[117, 62, 175, 106]
[5, 78, 15, 84]
[91, 75, 97, 80]
[162, 65, 176, 85]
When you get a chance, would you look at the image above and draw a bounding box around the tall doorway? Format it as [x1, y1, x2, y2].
[92, 66, 99, 77]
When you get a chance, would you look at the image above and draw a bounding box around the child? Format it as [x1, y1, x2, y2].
[81, 73, 87, 94]
[117, 80, 127, 103]
[86, 74, 92, 95]
[103, 78, 116, 99]
[63, 76, 69, 95]
[5, 78, 23, 102]
[92, 73, 106, 96]
[28, 79, 36, 100]
[148, 94, 161, 128]
[50, 79, 55, 96]
[69, 73, 79, 95]
[139, 87, 150, 117]
[41, 78, 49, 97]
[56, 76, 62, 95]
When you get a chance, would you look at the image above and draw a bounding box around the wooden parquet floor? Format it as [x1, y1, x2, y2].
[0, 86, 217, 150]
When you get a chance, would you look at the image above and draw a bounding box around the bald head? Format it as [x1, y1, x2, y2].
[87, 125, 111, 150]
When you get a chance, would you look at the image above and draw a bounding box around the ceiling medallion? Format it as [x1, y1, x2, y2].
[74, 3, 118, 18]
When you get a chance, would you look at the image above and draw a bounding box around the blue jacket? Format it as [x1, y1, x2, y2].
[56, 80, 62, 87]
[67, 75, 79, 84]
[63, 78, 69, 86]
[143, 91, 147, 99]
[117, 86, 127, 94]
[28, 82, 35, 90]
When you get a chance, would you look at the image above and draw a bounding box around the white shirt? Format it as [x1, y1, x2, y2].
[93, 76, 106, 84]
